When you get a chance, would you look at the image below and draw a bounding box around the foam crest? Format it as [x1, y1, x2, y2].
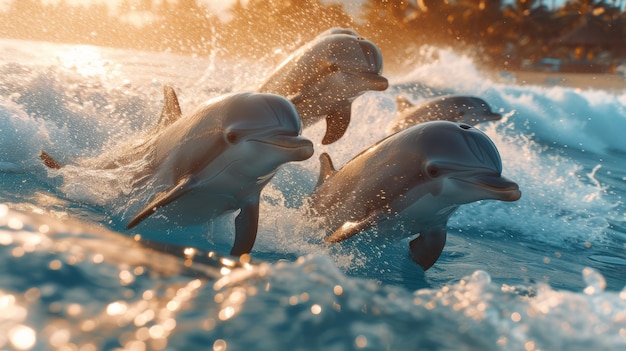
[390, 45, 626, 153]
[392, 46, 487, 92]
[451, 116, 618, 246]
[497, 85, 626, 153]
[0, 97, 54, 172]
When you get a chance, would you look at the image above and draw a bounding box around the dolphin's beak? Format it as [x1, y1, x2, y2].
[252, 135, 314, 161]
[361, 73, 389, 90]
[343, 71, 388, 91]
[457, 173, 522, 201]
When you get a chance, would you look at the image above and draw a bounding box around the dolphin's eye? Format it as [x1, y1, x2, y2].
[427, 165, 440, 178]
[226, 132, 239, 144]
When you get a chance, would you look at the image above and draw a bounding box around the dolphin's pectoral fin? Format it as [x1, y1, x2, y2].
[288, 92, 305, 106]
[322, 104, 352, 145]
[230, 199, 260, 256]
[408, 227, 447, 271]
[155, 84, 182, 131]
[126, 175, 194, 229]
[315, 152, 337, 188]
[325, 211, 381, 243]
[40, 151, 62, 169]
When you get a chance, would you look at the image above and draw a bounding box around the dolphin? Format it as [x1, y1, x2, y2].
[307, 121, 521, 270]
[389, 96, 502, 134]
[258, 28, 389, 145]
[43, 86, 315, 256]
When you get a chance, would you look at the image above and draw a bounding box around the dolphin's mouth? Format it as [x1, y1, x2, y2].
[455, 173, 522, 201]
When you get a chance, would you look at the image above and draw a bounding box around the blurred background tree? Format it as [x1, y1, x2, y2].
[0, 0, 624, 72]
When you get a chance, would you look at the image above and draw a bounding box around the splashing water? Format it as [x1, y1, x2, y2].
[0, 39, 625, 350]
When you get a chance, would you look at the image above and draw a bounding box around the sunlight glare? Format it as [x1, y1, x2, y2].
[55, 45, 107, 77]
[197, 0, 240, 21]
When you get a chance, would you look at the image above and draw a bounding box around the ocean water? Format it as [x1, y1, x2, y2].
[0, 38, 625, 350]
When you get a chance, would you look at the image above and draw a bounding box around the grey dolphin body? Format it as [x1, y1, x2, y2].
[308, 121, 521, 270]
[43, 86, 314, 256]
[127, 88, 315, 255]
[258, 28, 389, 145]
[389, 96, 502, 134]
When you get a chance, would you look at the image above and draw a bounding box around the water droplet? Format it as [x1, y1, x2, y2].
[511, 312, 522, 322]
[0, 204, 8, 217]
[106, 301, 128, 316]
[49, 260, 62, 270]
[49, 328, 70, 348]
[213, 339, 227, 351]
[355, 335, 367, 348]
[9, 325, 36, 350]
[8, 217, 23, 230]
[311, 304, 322, 315]
[582, 267, 606, 295]
[470, 270, 491, 285]
[148, 325, 165, 339]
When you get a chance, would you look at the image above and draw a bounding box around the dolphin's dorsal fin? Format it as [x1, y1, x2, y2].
[322, 103, 352, 145]
[408, 226, 447, 271]
[40, 151, 62, 169]
[315, 152, 336, 188]
[126, 175, 194, 229]
[324, 211, 381, 243]
[395, 96, 414, 113]
[155, 84, 182, 132]
[230, 197, 261, 256]
[288, 92, 305, 106]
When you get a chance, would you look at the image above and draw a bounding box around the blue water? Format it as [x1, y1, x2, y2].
[1, 38, 625, 350]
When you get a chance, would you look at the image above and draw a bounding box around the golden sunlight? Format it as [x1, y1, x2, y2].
[55, 45, 107, 77]
[197, 0, 240, 21]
